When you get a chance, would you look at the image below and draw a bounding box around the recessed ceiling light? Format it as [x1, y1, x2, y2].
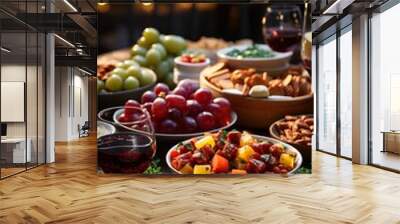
[78, 67, 93, 76]
[1, 47, 11, 53]
[54, 34, 75, 48]
[63, 0, 78, 12]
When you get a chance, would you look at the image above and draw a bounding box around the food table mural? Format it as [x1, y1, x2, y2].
[97, 3, 312, 175]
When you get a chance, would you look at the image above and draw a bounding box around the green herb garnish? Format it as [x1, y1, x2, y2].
[226, 45, 275, 58]
[143, 159, 162, 174]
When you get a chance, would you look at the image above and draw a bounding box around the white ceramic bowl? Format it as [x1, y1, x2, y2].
[166, 134, 303, 175]
[173, 57, 210, 83]
[217, 44, 292, 75]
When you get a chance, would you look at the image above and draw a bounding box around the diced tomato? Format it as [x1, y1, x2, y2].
[171, 159, 179, 170]
[192, 151, 208, 165]
[180, 55, 191, 63]
[170, 150, 180, 160]
[246, 159, 267, 173]
[211, 154, 229, 173]
[227, 131, 241, 145]
[201, 145, 215, 161]
[252, 142, 272, 153]
[219, 143, 238, 160]
[280, 168, 288, 174]
[260, 142, 272, 154]
[272, 166, 281, 174]
[250, 152, 261, 160]
[177, 145, 189, 154]
[176, 152, 192, 161]
[251, 143, 264, 154]
[180, 53, 207, 64]
[270, 144, 284, 158]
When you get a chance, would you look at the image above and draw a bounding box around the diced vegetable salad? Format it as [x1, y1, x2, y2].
[169, 130, 297, 174]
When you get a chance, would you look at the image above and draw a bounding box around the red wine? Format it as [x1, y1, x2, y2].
[98, 133, 156, 173]
[263, 28, 302, 52]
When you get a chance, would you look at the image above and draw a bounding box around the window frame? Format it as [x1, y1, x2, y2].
[315, 22, 353, 161]
[0, 0, 48, 180]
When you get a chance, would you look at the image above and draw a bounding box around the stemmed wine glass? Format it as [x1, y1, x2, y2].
[97, 106, 156, 173]
[262, 5, 302, 54]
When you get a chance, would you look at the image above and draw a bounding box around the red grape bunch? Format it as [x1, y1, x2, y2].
[118, 79, 233, 133]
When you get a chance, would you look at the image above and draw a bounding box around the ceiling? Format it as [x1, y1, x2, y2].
[0, 0, 97, 72]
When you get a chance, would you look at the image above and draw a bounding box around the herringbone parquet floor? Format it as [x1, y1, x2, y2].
[0, 135, 399, 224]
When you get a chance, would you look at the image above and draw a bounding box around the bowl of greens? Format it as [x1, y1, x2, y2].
[217, 44, 292, 75]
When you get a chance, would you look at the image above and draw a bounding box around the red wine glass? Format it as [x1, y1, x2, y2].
[262, 5, 302, 53]
[97, 106, 156, 173]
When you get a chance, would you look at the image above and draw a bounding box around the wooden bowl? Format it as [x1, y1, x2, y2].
[200, 73, 313, 129]
[166, 134, 303, 175]
[269, 115, 312, 167]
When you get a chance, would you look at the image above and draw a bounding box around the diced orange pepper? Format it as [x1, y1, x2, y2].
[231, 169, 247, 175]
[212, 154, 229, 173]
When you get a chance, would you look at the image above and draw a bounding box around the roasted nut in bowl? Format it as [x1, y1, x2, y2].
[269, 115, 313, 167]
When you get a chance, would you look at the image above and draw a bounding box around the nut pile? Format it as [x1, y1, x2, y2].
[203, 63, 312, 98]
[275, 115, 313, 147]
[188, 37, 253, 51]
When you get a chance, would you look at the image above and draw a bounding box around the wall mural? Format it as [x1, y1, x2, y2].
[96, 3, 313, 175]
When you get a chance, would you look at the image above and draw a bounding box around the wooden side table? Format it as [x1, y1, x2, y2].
[381, 131, 400, 154]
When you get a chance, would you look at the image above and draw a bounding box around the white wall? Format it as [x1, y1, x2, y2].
[1, 65, 30, 138]
[54, 67, 89, 141]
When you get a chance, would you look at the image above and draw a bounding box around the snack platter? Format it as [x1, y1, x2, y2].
[202, 62, 312, 98]
[97, 27, 313, 175]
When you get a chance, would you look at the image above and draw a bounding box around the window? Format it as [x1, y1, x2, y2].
[339, 27, 352, 158]
[317, 35, 337, 154]
[0, 1, 46, 179]
[370, 3, 400, 171]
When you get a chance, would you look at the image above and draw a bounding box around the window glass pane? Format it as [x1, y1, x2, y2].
[27, 30, 38, 169]
[339, 28, 352, 158]
[317, 36, 337, 154]
[38, 32, 45, 165]
[1, 31, 27, 177]
[371, 3, 400, 171]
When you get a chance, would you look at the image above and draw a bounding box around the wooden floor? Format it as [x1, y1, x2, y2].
[0, 136, 400, 224]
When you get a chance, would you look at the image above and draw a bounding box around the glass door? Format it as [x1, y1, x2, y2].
[370, 3, 400, 171]
[0, 31, 28, 178]
[339, 26, 352, 159]
[317, 35, 337, 154]
[0, 0, 46, 179]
